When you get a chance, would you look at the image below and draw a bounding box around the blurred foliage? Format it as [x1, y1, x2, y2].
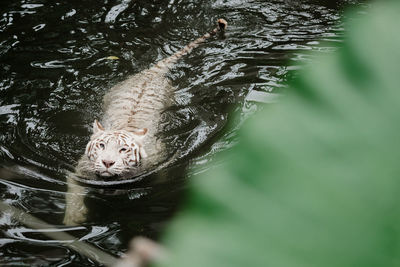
[157, 1, 400, 267]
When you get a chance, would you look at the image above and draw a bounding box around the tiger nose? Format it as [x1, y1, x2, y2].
[102, 160, 115, 168]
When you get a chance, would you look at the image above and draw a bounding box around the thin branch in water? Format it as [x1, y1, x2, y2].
[0, 200, 118, 267]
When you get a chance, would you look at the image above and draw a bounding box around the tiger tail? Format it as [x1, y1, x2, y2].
[153, 18, 227, 70]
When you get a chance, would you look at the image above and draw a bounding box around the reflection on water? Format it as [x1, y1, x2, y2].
[0, 0, 361, 264]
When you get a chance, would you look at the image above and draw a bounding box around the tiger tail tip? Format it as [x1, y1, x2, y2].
[217, 18, 227, 31]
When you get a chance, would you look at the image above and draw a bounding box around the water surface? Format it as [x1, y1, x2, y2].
[0, 0, 361, 265]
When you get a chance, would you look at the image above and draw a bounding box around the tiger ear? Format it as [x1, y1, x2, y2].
[139, 146, 148, 159]
[85, 141, 92, 156]
[133, 128, 147, 139]
[93, 119, 104, 134]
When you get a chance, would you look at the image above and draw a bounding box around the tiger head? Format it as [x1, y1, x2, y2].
[85, 120, 148, 178]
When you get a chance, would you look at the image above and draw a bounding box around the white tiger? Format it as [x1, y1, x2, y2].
[64, 19, 227, 225]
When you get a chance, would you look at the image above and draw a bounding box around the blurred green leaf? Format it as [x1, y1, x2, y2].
[158, 1, 400, 267]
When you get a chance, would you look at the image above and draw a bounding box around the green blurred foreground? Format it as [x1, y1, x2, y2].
[158, 1, 400, 266]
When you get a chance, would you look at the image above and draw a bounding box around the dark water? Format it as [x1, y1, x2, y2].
[0, 0, 361, 265]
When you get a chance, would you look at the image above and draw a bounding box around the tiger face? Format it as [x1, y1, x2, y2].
[85, 120, 148, 177]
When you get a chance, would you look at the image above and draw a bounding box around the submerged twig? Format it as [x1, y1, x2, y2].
[0, 201, 118, 266]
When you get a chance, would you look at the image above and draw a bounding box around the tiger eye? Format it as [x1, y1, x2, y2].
[99, 143, 105, 149]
